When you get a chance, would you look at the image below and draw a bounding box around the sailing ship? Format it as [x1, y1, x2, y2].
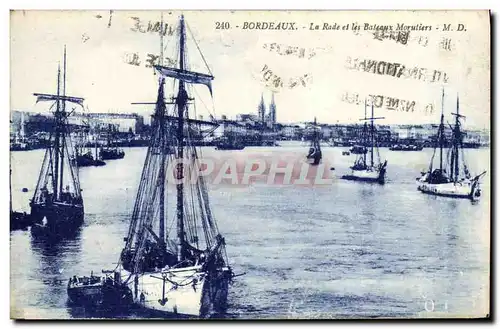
[416, 90, 486, 200]
[100, 124, 125, 160]
[29, 47, 85, 230]
[116, 15, 232, 317]
[306, 117, 322, 165]
[75, 126, 106, 167]
[349, 145, 367, 154]
[389, 143, 423, 151]
[215, 134, 245, 150]
[10, 113, 33, 151]
[342, 101, 387, 184]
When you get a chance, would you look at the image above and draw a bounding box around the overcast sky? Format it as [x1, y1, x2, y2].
[10, 10, 490, 129]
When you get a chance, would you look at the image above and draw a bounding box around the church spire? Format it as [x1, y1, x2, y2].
[258, 92, 266, 123]
[269, 92, 277, 124]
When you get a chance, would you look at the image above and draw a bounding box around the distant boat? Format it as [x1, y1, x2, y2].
[29, 47, 85, 231]
[306, 117, 322, 165]
[100, 124, 126, 160]
[215, 135, 245, 150]
[389, 144, 423, 151]
[76, 148, 106, 167]
[342, 101, 387, 184]
[75, 128, 106, 167]
[349, 145, 367, 154]
[416, 90, 486, 200]
[100, 148, 125, 160]
[10, 161, 32, 231]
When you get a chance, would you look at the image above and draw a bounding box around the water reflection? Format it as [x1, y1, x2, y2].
[10, 146, 490, 319]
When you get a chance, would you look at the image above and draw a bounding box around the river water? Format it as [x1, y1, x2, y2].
[10, 143, 490, 319]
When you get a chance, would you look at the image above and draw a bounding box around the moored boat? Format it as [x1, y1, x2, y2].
[29, 47, 85, 231]
[215, 135, 245, 150]
[67, 271, 133, 308]
[342, 100, 387, 184]
[389, 144, 423, 151]
[416, 90, 486, 200]
[349, 145, 367, 154]
[306, 117, 322, 165]
[76, 148, 106, 167]
[96, 14, 236, 318]
[100, 148, 125, 160]
[100, 125, 126, 160]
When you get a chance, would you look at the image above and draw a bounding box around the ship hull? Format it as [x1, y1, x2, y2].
[67, 280, 133, 308]
[306, 156, 321, 165]
[10, 211, 33, 231]
[30, 202, 84, 230]
[417, 180, 480, 200]
[68, 284, 103, 306]
[342, 169, 385, 184]
[126, 266, 230, 318]
[215, 145, 245, 150]
[100, 150, 125, 160]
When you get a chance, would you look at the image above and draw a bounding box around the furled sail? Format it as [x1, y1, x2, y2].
[33, 93, 85, 105]
[154, 65, 214, 95]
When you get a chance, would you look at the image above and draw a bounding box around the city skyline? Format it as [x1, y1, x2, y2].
[11, 11, 490, 129]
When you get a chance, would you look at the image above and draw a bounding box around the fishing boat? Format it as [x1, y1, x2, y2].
[416, 91, 486, 200]
[10, 159, 32, 231]
[342, 101, 387, 184]
[10, 113, 33, 151]
[100, 124, 126, 160]
[115, 15, 233, 318]
[67, 270, 132, 308]
[349, 145, 367, 154]
[76, 149, 106, 167]
[215, 135, 245, 150]
[306, 117, 322, 165]
[389, 143, 423, 151]
[75, 127, 106, 167]
[29, 47, 85, 230]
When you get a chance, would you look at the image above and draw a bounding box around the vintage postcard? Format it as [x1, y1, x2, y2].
[9, 10, 490, 319]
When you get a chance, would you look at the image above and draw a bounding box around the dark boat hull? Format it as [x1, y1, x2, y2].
[67, 281, 133, 308]
[341, 174, 385, 184]
[389, 146, 423, 151]
[77, 159, 106, 167]
[100, 150, 125, 160]
[306, 155, 321, 166]
[10, 211, 33, 231]
[215, 145, 245, 150]
[68, 284, 103, 306]
[30, 202, 84, 229]
[341, 169, 386, 184]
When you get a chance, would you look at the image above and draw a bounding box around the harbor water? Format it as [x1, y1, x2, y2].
[10, 143, 490, 319]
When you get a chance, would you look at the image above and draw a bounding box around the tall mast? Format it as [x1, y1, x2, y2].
[370, 102, 374, 167]
[454, 95, 460, 182]
[160, 12, 164, 66]
[362, 100, 367, 165]
[53, 63, 61, 200]
[313, 117, 317, 145]
[439, 87, 445, 172]
[59, 46, 67, 195]
[9, 156, 12, 213]
[158, 12, 166, 245]
[176, 15, 187, 262]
